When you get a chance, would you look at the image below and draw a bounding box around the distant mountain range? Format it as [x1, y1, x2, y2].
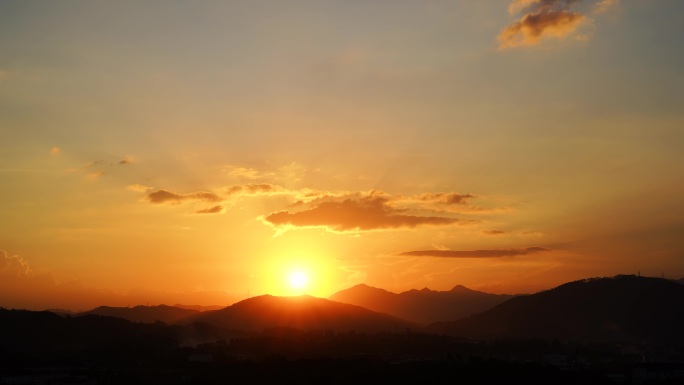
[329, 284, 517, 323]
[426, 275, 684, 343]
[78, 304, 199, 324]
[24, 275, 684, 344]
[173, 304, 225, 312]
[187, 295, 416, 333]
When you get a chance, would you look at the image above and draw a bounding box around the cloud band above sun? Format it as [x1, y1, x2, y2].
[140, 183, 513, 233]
[255, 189, 492, 232]
[262, 194, 466, 232]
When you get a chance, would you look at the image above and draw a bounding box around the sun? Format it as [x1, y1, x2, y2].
[288, 270, 309, 290]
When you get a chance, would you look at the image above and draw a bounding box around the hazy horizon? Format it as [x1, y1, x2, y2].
[4, 273, 682, 313]
[2, 0, 684, 312]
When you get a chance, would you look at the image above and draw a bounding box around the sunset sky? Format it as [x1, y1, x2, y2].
[2, 0, 684, 311]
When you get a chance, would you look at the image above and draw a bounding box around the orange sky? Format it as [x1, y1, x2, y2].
[2, 0, 684, 311]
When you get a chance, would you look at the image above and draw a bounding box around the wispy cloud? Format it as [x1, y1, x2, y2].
[411, 192, 475, 205]
[521, 230, 544, 237]
[76, 158, 130, 170]
[141, 183, 334, 208]
[389, 191, 512, 215]
[127, 184, 153, 193]
[594, 0, 618, 14]
[84, 170, 105, 181]
[397, 247, 548, 258]
[390, 192, 500, 214]
[118, 156, 133, 165]
[68, 155, 134, 181]
[223, 162, 314, 183]
[225, 183, 287, 196]
[499, 0, 619, 49]
[146, 189, 221, 204]
[0, 250, 31, 276]
[225, 166, 265, 180]
[74, 160, 105, 171]
[196, 205, 224, 214]
[0, 253, 93, 311]
[483, 229, 507, 235]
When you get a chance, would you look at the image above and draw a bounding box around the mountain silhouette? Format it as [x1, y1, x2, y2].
[44, 308, 74, 316]
[173, 303, 225, 312]
[426, 275, 684, 343]
[78, 304, 199, 324]
[188, 294, 417, 333]
[329, 284, 517, 323]
[0, 309, 180, 363]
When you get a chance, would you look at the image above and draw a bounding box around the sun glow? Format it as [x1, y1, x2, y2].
[258, 238, 341, 296]
[288, 270, 309, 290]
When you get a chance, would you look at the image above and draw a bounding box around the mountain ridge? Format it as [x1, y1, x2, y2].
[78, 304, 199, 324]
[426, 275, 684, 343]
[188, 294, 418, 333]
[329, 283, 518, 323]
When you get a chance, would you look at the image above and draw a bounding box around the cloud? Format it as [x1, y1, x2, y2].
[225, 183, 287, 196]
[225, 166, 264, 180]
[75, 156, 133, 170]
[483, 229, 507, 235]
[389, 191, 510, 214]
[142, 184, 329, 213]
[594, 0, 618, 14]
[127, 184, 153, 193]
[146, 189, 221, 204]
[50, 147, 61, 155]
[520, 230, 544, 237]
[223, 162, 314, 183]
[84, 170, 105, 181]
[196, 205, 224, 214]
[69, 156, 134, 181]
[224, 184, 334, 203]
[508, 0, 543, 14]
[0, 251, 31, 277]
[262, 192, 468, 232]
[143, 184, 503, 227]
[397, 247, 548, 258]
[276, 162, 311, 183]
[414, 192, 475, 205]
[118, 156, 133, 165]
[84, 160, 106, 168]
[499, 0, 618, 49]
[499, 0, 585, 48]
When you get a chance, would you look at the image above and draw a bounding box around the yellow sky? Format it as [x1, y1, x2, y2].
[2, 0, 684, 310]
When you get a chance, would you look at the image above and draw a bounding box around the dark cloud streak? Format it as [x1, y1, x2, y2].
[416, 193, 475, 205]
[147, 189, 221, 204]
[398, 247, 548, 258]
[225, 183, 285, 196]
[196, 206, 224, 214]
